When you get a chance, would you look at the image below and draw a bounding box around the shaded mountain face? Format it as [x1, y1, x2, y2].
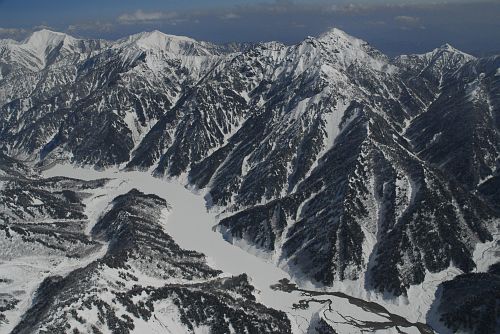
[0, 28, 499, 329]
[431, 263, 500, 334]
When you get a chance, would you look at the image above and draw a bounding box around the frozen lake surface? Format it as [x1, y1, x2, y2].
[43, 164, 317, 332]
[42, 164, 441, 334]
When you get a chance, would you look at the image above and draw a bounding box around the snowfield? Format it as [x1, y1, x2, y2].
[40, 164, 441, 334]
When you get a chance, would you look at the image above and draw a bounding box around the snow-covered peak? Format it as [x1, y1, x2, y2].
[394, 43, 476, 82]
[438, 43, 456, 51]
[118, 30, 213, 56]
[398, 43, 475, 63]
[433, 43, 474, 59]
[424, 43, 472, 58]
[132, 30, 196, 45]
[313, 27, 392, 73]
[318, 27, 357, 43]
[423, 43, 476, 68]
[23, 29, 77, 51]
[14, 29, 82, 69]
[0, 29, 105, 71]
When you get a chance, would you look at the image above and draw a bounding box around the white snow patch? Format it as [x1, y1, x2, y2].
[30, 197, 44, 206]
[473, 230, 499, 273]
[293, 98, 352, 192]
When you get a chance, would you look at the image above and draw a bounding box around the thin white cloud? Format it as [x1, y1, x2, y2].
[67, 21, 114, 33]
[394, 15, 426, 30]
[221, 12, 240, 20]
[326, 4, 373, 14]
[33, 24, 54, 31]
[0, 27, 28, 39]
[394, 15, 420, 25]
[118, 10, 180, 24]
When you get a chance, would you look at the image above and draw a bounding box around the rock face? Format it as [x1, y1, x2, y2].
[1, 28, 499, 333]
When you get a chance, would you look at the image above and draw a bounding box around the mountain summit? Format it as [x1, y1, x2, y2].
[117, 30, 215, 56]
[23, 29, 76, 49]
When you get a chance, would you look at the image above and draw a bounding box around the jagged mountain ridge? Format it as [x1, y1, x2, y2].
[0, 28, 499, 332]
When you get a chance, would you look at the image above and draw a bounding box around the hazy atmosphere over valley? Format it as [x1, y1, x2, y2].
[0, 1, 498, 334]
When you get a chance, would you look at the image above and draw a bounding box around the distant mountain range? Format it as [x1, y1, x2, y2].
[0, 28, 498, 334]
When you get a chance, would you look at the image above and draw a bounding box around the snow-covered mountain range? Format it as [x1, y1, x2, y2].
[0, 28, 498, 333]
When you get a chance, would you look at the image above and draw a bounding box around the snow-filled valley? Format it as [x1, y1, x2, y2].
[38, 165, 328, 332]
[41, 164, 317, 333]
[37, 164, 435, 334]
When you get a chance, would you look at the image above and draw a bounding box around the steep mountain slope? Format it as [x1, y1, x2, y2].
[430, 263, 500, 334]
[0, 154, 109, 331]
[406, 56, 500, 189]
[126, 28, 497, 298]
